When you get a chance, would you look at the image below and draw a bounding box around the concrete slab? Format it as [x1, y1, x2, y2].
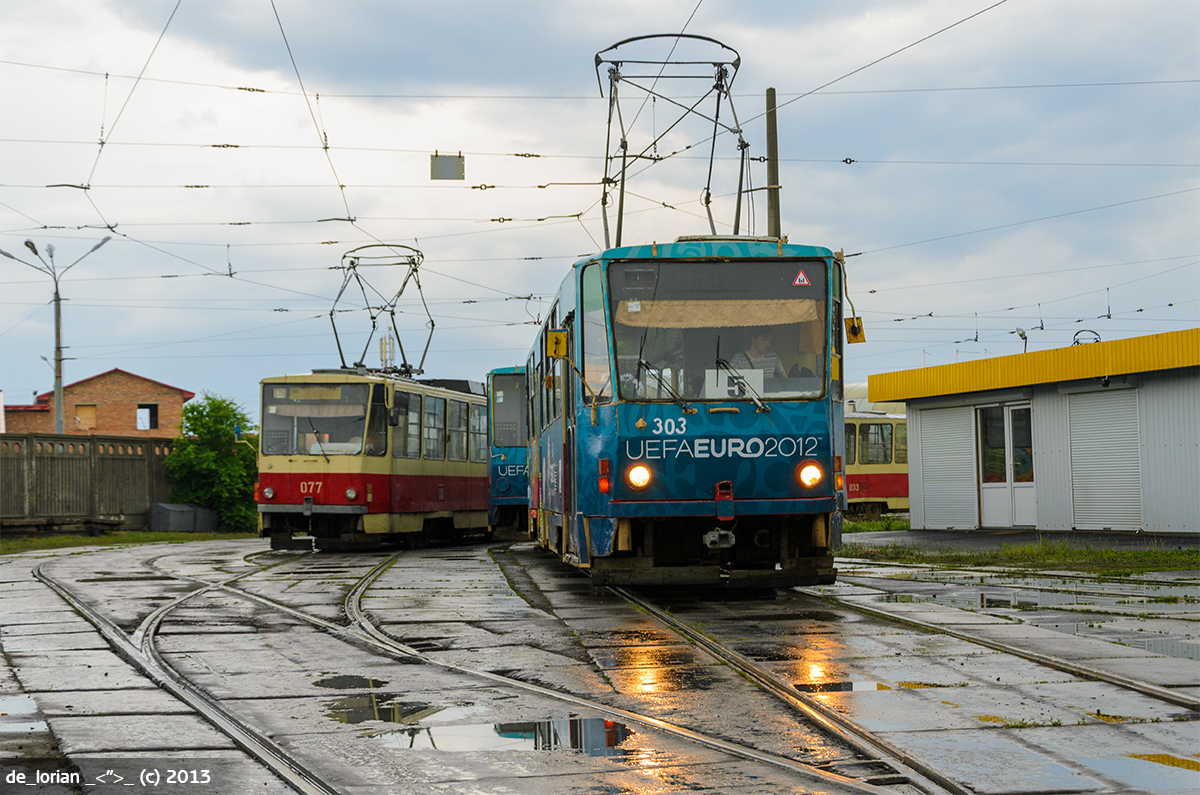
[32, 688, 195, 717]
[990, 724, 1200, 794]
[0, 620, 95, 638]
[840, 599, 1016, 625]
[0, 632, 110, 654]
[1071, 656, 1200, 689]
[12, 661, 156, 693]
[876, 727, 1107, 794]
[587, 644, 718, 670]
[1020, 681, 1200, 722]
[8, 649, 133, 669]
[67, 752, 295, 795]
[0, 609, 83, 627]
[964, 622, 1174, 656]
[364, 606, 553, 623]
[810, 687, 987, 732]
[48, 714, 237, 753]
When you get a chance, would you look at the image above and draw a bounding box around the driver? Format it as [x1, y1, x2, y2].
[729, 327, 785, 379]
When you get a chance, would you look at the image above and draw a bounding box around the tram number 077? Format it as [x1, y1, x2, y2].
[299, 481, 323, 494]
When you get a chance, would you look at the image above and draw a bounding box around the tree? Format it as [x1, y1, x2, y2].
[165, 393, 258, 533]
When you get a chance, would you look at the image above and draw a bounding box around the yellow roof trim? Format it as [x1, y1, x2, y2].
[869, 329, 1199, 402]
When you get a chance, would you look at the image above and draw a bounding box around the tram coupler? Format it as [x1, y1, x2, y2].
[703, 528, 736, 550]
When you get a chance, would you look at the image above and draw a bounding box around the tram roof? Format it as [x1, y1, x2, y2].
[869, 328, 1200, 402]
[574, 236, 834, 266]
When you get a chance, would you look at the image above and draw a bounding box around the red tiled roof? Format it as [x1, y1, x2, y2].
[34, 368, 195, 402]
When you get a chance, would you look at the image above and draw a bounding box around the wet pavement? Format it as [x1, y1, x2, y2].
[843, 527, 1199, 554]
[1, 534, 1197, 794]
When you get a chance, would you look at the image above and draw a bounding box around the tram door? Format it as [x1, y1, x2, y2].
[561, 314, 577, 556]
[978, 405, 1036, 527]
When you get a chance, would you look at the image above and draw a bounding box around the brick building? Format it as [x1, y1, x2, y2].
[3, 369, 194, 437]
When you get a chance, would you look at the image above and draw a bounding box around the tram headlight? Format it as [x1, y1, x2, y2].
[625, 463, 652, 491]
[262, 487, 275, 500]
[345, 487, 358, 500]
[795, 460, 824, 488]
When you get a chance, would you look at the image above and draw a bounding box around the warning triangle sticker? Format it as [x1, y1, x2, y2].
[792, 270, 810, 286]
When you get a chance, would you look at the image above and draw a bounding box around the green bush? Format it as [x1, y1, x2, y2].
[165, 393, 258, 532]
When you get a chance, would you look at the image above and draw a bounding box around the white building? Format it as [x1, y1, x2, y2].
[869, 329, 1199, 534]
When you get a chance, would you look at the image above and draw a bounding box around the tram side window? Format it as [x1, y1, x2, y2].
[423, 396, 446, 460]
[844, 423, 856, 466]
[447, 400, 468, 462]
[393, 392, 422, 458]
[536, 339, 547, 430]
[364, 384, 387, 456]
[859, 423, 892, 465]
[469, 403, 488, 462]
[581, 263, 612, 404]
[894, 422, 907, 464]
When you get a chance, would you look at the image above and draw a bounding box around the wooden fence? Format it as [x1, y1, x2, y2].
[0, 433, 176, 532]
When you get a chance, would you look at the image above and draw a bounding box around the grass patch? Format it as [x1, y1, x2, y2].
[1, 531, 258, 556]
[838, 539, 1198, 574]
[843, 515, 910, 534]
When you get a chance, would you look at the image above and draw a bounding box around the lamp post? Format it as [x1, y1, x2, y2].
[1, 236, 111, 434]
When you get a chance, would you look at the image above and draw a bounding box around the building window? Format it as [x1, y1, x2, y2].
[137, 404, 158, 430]
[75, 405, 97, 431]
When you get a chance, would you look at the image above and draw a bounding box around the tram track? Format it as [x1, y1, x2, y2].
[802, 587, 1199, 712]
[611, 586, 968, 795]
[33, 552, 340, 795]
[808, 561, 1200, 712]
[29, 541, 1191, 794]
[30, 547, 903, 795]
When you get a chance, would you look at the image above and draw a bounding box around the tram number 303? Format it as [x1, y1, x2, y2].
[650, 418, 688, 434]
[299, 481, 323, 494]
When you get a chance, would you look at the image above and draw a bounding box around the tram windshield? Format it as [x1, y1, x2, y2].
[609, 259, 827, 401]
[260, 383, 370, 455]
[491, 373, 528, 448]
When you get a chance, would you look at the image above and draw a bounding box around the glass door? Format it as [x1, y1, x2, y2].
[978, 405, 1036, 527]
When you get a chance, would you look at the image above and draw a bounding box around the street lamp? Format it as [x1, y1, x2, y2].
[0, 236, 111, 434]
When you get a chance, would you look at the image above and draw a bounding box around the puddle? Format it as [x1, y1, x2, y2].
[0, 696, 48, 735]
[620, 665, 724, 693]
[0, 695, 40, 715]
[878, 594, 925, 604]
[733, 644, 806, 662]
[794, 681, 890, 692]
[313, 675, 389, 689]
[324, 695, 447, 725]
[367, 716, 635, 756]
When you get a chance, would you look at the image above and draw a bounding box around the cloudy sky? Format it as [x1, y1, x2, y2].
[2, 0, 1196, 424]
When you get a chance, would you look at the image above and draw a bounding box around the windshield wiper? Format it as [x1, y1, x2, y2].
[715, 357, 770, 413]
[636, 359, 696, 413]
[306, 418, 331, 462]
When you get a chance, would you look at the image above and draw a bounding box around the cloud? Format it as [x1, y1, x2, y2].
[2, 0, 1196, 416]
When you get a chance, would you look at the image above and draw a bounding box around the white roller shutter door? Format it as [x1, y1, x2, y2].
[1069, 390, 1141, 530]
[919, 406, 979, 529]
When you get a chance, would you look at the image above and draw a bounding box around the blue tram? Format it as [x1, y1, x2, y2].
[486, 366, 530, 537]
[525, 236, 846, 587]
